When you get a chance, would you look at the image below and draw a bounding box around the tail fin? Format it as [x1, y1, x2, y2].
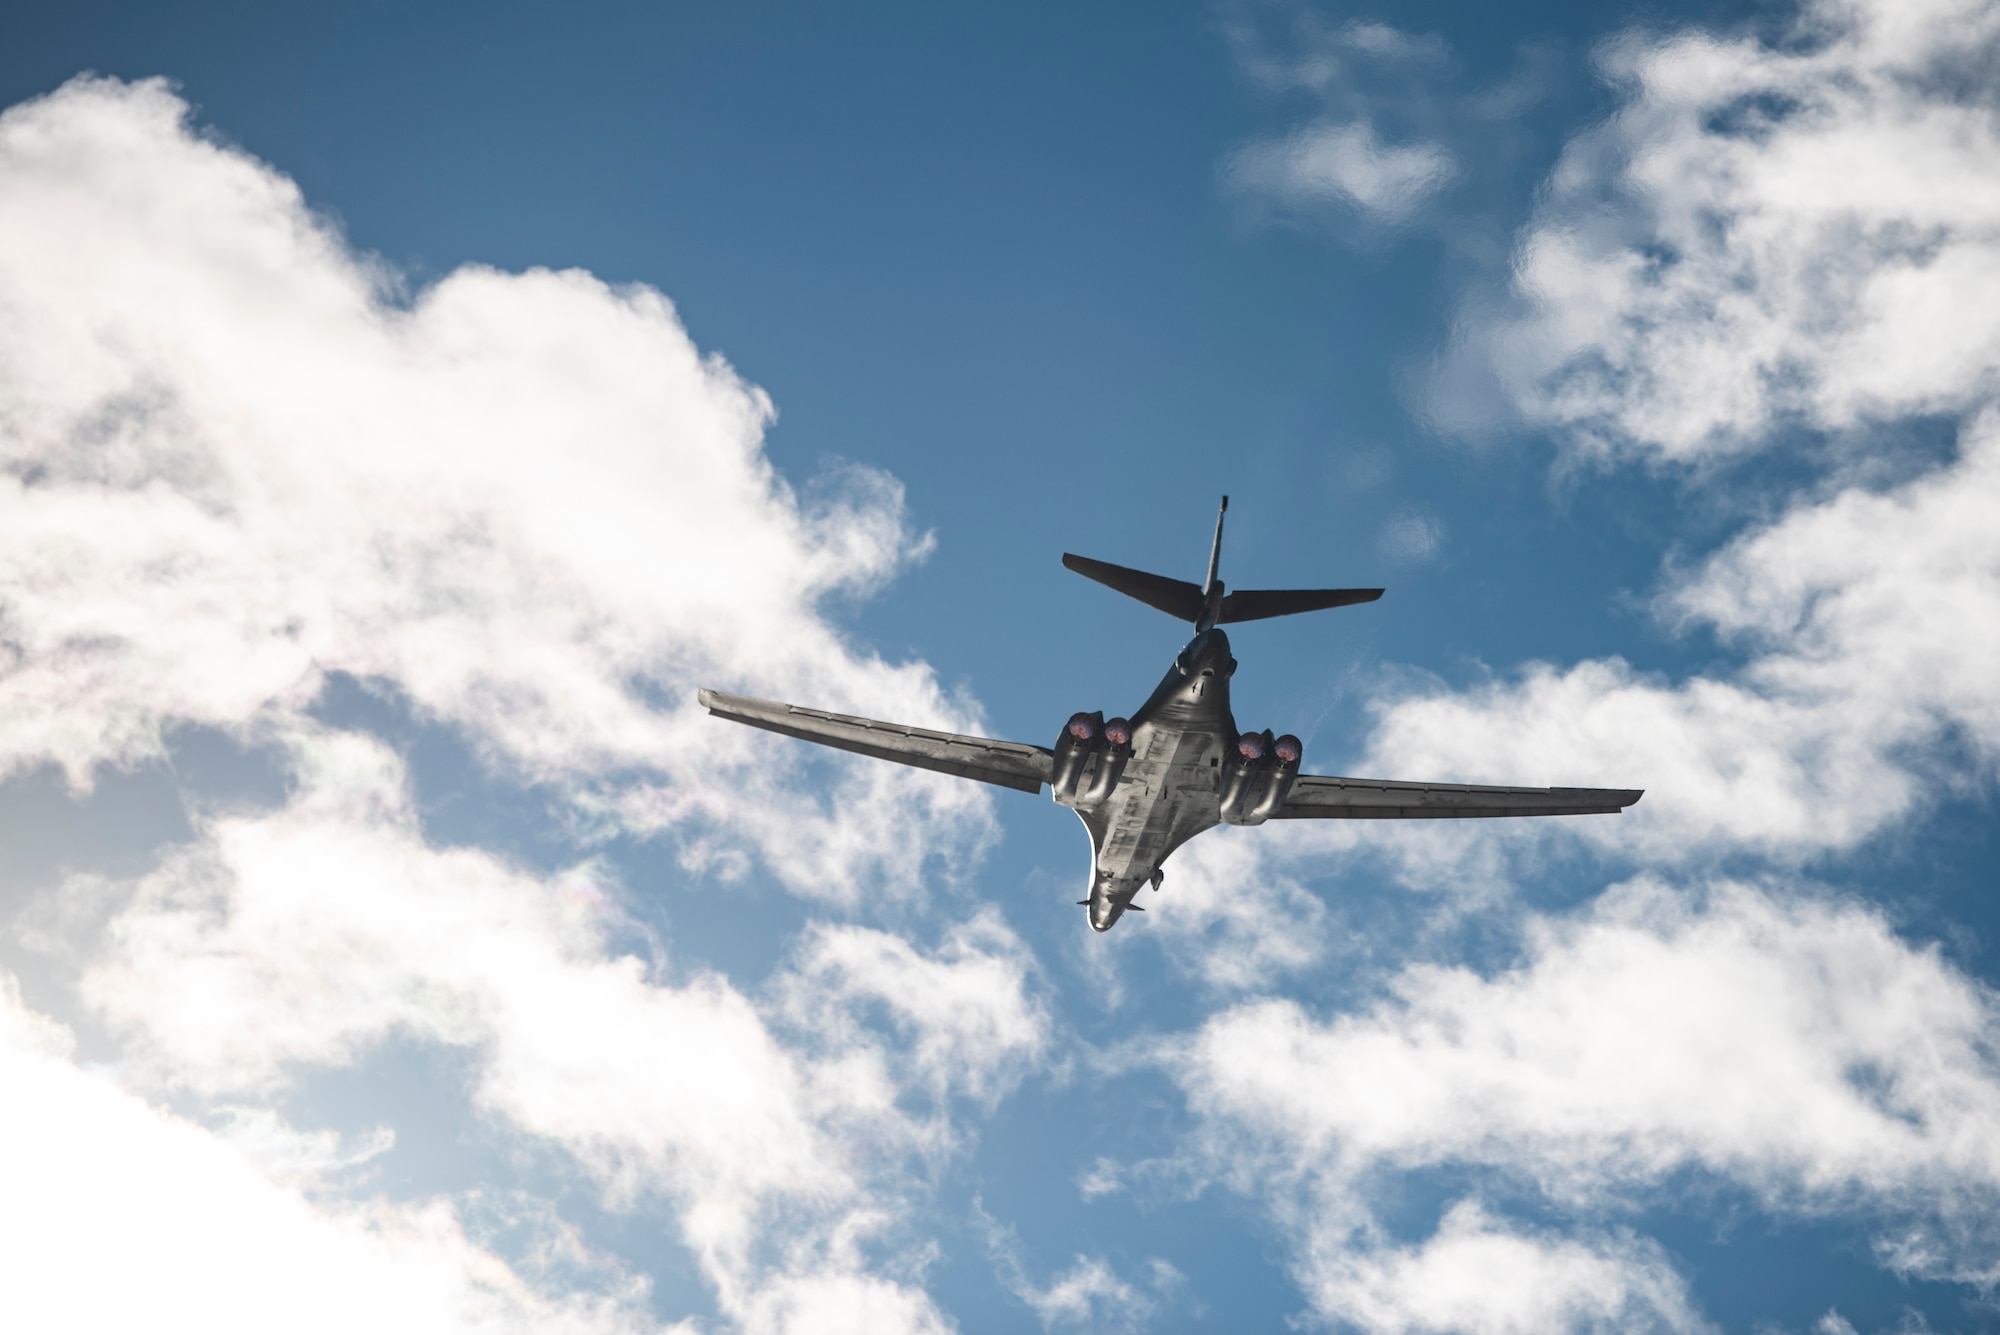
[1059, 554, 1204, 621]
[1216, 587, 1383, 622]
[1203, 495, 1228, 599]
[1062, 495, 1384, 628]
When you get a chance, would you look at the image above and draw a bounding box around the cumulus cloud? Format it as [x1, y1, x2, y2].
[1350, 412, 2000, 863]
[1301, 1201, 1709, 1335]
[0, 977, 679, 1335]
[0, 75, 1056, 1335]
[1346, 0, 2000, 881]
[0, 74, 986, 902]
[1171, 879, 2000, 1327]
[775, 910, 1049, 1112]
[73, 726, 1044, 1329]
[1142, 826, 1335, 990]
[1440, 0, 2000, 459]
[1186, 4, 2000, 1326]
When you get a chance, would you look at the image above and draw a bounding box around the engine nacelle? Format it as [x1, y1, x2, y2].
[1244, 734, 1303, 822]
[1050, 712, 1100, 800]
[1219, 729, 1301, 825]
[1051, 712, 1133, 809]
[1077, 717, 1133, 806]
[1217, 729, 1269, 823]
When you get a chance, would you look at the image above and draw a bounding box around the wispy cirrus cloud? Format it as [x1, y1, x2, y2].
[1224, 121, 1457, 226]
[1216, 4, 1564, 235]
[1219, 10, 1459, 229]
[978, 1200, 1184, 1333]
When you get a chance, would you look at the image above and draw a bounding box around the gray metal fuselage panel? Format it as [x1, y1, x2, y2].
[1082, 630, 1235, 931]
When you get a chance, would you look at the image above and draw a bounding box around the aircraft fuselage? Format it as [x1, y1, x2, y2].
[1072, 627, 1242, 931]
[699, 494, 1642, 935]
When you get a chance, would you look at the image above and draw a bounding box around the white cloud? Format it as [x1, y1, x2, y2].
[1143, 826, 1334, 990]
[1223, 11, 1450, 97]
[1378, 510, 1446, 563]
[71, 726, 1046, 1329]
[1015, 1254, 1152, 1330]
[1219, 10, 1566, 236]
[1443, 0, 2000, 460]
[0, 976, 679, 1335]
[82, 730, 834, 1271]
[212, 1104, 397, 1188]
[977, 1194, 1183, 1331]
[1076, 1157, 1124, 1200]
[1338, 0, 2000, 872]
[0, 75, 987, 902]
[1205, 4, 2000, 1324]
[0, 74, 1064, 1335]
[1172, 878, 2000, 1326]
[1226, 122, 1457, 225]
[731, 1273, 955, 1335]
[776, 911, 1049, 1111]
[1301, 1200, 1709, 1335]
[1359, 407, 2000, 865]
[986, 1240, 1180, 1334]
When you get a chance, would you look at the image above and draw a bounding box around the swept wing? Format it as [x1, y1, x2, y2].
[697, 689, 1053, 794]
[1275, 773, 1642, 819]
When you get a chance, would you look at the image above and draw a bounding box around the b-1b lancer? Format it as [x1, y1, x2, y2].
[701, 498, 1641, 931]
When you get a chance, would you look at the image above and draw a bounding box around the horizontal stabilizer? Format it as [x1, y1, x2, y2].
[1061, 554, 1204, 622]
[1219, 587, 1383, 623]
[1063, 552, 1382, 626]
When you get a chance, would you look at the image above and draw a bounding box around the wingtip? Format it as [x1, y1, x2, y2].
[696, 687, 718, 710]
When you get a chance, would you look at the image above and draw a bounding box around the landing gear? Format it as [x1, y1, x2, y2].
[1150, 868, 1165, 892]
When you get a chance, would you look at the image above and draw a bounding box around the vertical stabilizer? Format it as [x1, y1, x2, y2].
[1204, 496, 1228, 595]
[1196, 495, 1228, 631]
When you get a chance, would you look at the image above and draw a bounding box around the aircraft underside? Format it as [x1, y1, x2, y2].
[1074, 718, 1221, 931]
[698, 495, 1643, 934]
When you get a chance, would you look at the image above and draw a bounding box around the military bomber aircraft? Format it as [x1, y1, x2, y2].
[700, 498, 1641, 931]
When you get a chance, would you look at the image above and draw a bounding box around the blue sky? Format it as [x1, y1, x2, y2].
[1, 2, 1998, 1332]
